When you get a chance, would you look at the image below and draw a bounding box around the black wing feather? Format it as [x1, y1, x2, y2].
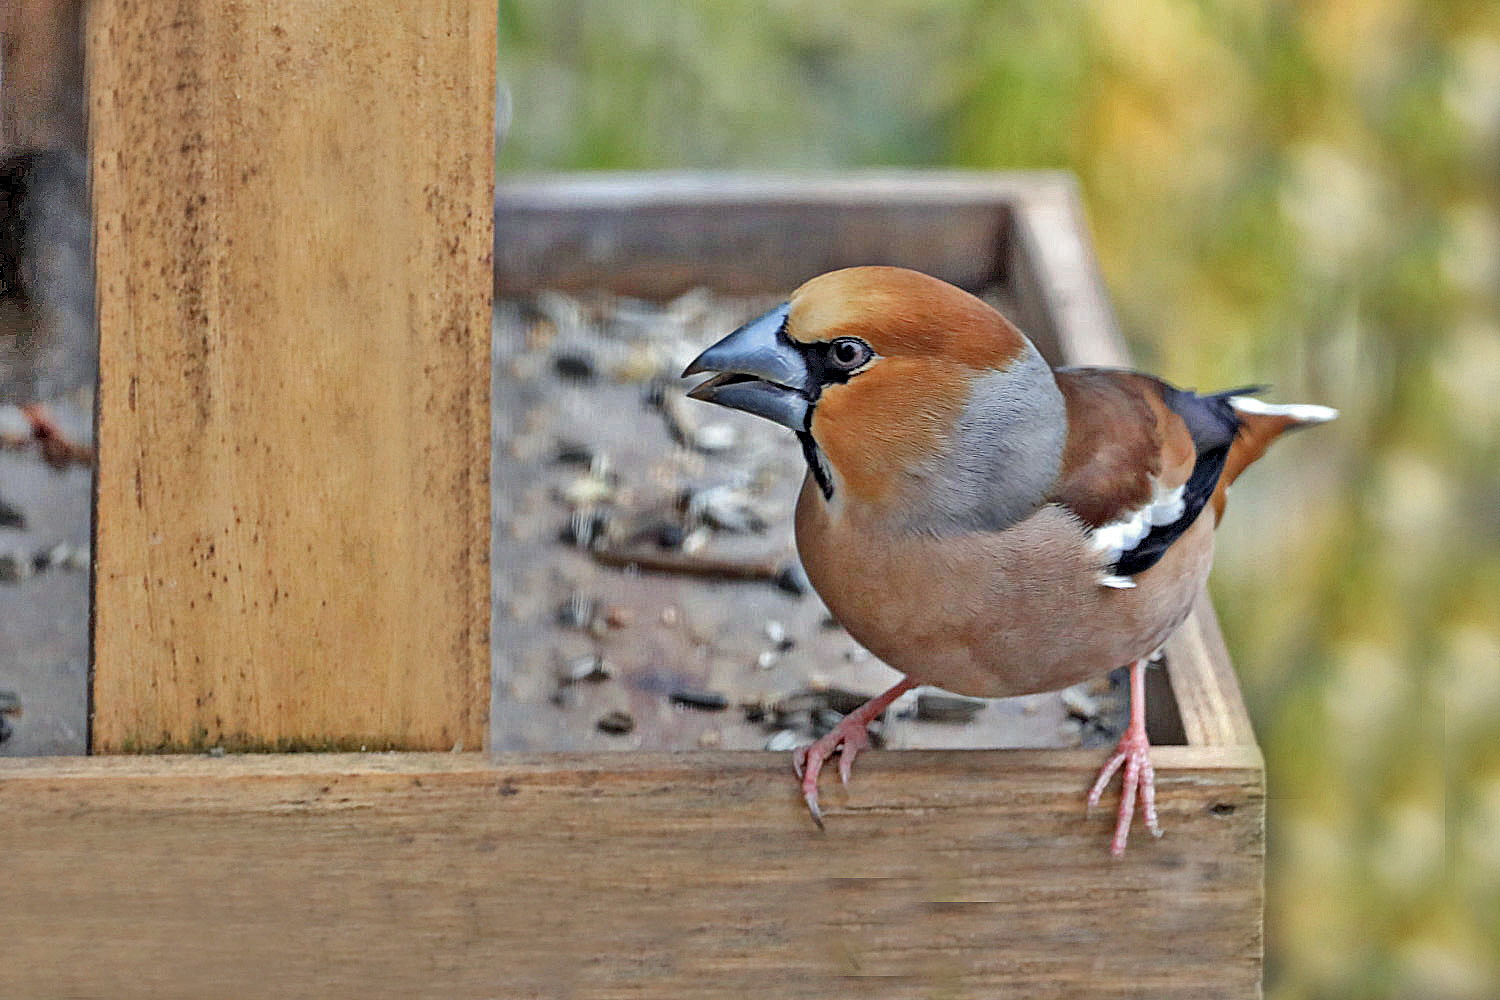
[1111, 385, 1243, 577]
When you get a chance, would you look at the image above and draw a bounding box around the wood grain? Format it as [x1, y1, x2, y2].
[1162, 596, 1258, 747]
[493, 171, 1078, 298]
[87, 3, 494, 751]
[1007, 176, 1131, 369]
[1, 749, 1264, 999]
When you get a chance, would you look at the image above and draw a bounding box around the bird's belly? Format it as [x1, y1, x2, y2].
[796, 496, 1215, 699]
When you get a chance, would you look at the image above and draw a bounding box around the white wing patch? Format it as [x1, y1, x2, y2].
[1228, 396, 1340, 423]
[1089, 478, 1187, 587]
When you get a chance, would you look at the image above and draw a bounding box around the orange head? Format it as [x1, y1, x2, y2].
[685, 267, 1067, 531]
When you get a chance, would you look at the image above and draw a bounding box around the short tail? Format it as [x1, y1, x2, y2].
[1210, 394, 1338, 518]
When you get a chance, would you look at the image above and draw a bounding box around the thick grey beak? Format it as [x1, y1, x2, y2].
[682, 302, 812, 432]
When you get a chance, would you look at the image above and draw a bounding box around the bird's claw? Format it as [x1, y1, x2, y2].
[1087, 727, 1161, 857]
[837, 744, 861, 786]
[803, 789, 824, 830]
[792, 718, 876, 828]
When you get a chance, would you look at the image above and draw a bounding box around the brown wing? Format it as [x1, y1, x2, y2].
[1050, 369, 1197, 529]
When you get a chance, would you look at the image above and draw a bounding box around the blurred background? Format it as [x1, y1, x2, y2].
[496, 2, 1498, 998]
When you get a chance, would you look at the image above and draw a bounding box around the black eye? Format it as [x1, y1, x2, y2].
[828, 337, 872, 371]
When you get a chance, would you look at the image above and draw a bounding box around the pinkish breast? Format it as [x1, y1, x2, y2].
[794, 477, 1216, 698]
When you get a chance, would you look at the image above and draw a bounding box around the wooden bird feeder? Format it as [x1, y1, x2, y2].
[3, 4, 1264, 997]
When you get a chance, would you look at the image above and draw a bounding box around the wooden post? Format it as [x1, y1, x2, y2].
[87, 3, 495, 752]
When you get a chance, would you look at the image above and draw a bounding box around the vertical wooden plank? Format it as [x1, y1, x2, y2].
[87, 2, 495, 751]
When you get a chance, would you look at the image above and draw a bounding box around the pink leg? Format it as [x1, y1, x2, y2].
[791, 677, 916, 828]
[21, 403, 93, 469]
[1086, 658, 1162, 856]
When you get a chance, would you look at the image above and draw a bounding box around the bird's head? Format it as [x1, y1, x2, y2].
[684, 266, 1066, 527]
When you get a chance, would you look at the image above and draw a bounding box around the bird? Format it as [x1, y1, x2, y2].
[683, 265, 1336, 855]
[0, 147, 96, 470]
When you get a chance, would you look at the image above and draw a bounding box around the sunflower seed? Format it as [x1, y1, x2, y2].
[596, 710, 635, 735]
[670, 688, 729, 711]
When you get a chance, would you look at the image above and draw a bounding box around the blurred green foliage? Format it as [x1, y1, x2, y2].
[499, 2, 1499, 997]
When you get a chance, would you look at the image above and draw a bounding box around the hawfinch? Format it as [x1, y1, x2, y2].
[684, 266, 1336, 855]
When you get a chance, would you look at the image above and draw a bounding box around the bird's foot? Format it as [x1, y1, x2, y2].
[21, 404, 93, 469]
[1086, 723, 1160, 856]
[792, 717, 874, 828]
[790, 677, 916, 828]
[1085, 657, 1161, 856]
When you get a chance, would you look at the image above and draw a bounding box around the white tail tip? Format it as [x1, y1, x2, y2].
[1229, 396, 1339, 424]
